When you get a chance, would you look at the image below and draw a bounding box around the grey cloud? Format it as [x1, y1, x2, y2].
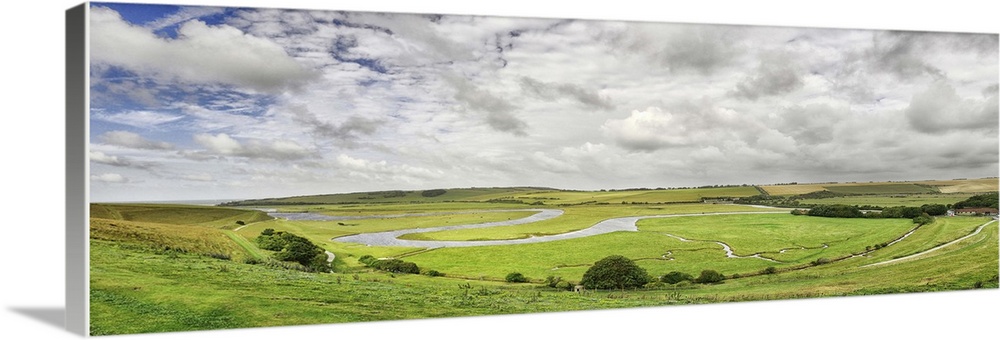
[519, 77, 613, 110]
[868, 31, 944, 80]
[905, 81, 999, 134]
[778, 104, 850, 145]
[99, 131, 174, 150]
[90, 151, 158, 170]
[448, 77, 527, 136]
[984, 83, 999, 97]
[617, 24, 742, 74]
[733, 51, 804, 100]
[484, 112, 528, 136]
[290, 107, 384, 147]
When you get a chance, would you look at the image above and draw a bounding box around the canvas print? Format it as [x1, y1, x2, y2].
[84, 1, 999, 335]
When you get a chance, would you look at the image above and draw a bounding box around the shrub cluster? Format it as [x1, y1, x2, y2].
[358, 255, 420, 274]
[255, 230, 330, 272]
[660, 271, 694, 284]
[694, 270, 725, 284]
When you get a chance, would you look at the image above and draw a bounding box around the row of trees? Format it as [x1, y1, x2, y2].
[795, 203, 947, 223]
[953, 192, 999, 209]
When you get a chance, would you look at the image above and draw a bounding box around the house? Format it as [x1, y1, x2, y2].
[954, 208, 999, 216]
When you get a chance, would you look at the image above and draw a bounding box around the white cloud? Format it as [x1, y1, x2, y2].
[86, 6, 998, 201]
[98, 131, 174, 150]
[145, 6, 225, 31]
[91, 173, 129, 183]
[92, 111, 184, 129]
[90, 6, 312, 92]
[336, 154, 442, 182]
[193, 133, 313, 160]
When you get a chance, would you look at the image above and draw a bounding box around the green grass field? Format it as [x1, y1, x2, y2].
[88, 184, 1000, 335]
[761, 178, 998, 196]
[399, 204, 778, 241]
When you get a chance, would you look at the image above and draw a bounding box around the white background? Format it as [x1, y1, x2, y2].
[1, 0, 997, 339]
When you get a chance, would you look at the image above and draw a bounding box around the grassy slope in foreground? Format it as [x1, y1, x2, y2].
[89, 218, 998, 335]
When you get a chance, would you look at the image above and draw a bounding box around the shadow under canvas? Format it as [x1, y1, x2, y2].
[9, 307, 67, 331]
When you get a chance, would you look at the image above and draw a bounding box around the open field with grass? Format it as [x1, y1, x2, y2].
[761, 178, 998, 196]
[89, 184, 999, 335]
[399, 204, 778, 241]
[638, 215, 916, 263]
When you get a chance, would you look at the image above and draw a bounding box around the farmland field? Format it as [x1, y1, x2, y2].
[761, 178, 998, 196]
[89, 183, 1000, 335]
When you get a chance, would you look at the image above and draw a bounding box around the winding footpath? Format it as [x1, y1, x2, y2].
[860, 218, 997, 268]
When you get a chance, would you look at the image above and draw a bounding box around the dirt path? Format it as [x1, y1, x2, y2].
[663, 233, 781, 262]
[860, 219, 997, 268]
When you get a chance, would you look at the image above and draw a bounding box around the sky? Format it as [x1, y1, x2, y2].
[87, 2, 999, 202]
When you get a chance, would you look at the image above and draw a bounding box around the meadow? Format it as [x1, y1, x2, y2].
[89, 179, 999, 335]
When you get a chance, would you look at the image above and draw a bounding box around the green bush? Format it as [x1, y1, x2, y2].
[358, 255, 377, 265]
[811, 258, 832, 266]
[661, 271, 694, 284]
[580, 255, 649, 289]
[505, 272, 528, 283]
[424, 269, 444, 277]
[762, 266, 778, 275]
[368, 259, 420, 274]
[913, 213, 934, 225]
[695, 270, 725, 284]
[543, 275, 563, 288]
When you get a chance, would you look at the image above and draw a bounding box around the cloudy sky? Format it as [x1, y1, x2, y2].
[88, 2, 999, 202]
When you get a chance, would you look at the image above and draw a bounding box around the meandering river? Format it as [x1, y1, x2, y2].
[268, 209, 789, 249]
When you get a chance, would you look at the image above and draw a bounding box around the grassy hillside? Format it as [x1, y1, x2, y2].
[223, 186, 761, 207]
[88, 189, 998, 335]
[761, 178, 997, 196]
[221, 187, 553, 206]
[91, 203, 272, 229]
[90, 218, 252, 262]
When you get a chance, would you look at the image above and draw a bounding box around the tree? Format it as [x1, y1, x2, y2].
[580, 255, 650, 289]
[660, 271, 694, 284]
[920, 204, 949, 216]
[505, 272, 528, 283]
[953, 192, 999, 209]
[913, 213, 934, 225]
[695, 269, 725, 284]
